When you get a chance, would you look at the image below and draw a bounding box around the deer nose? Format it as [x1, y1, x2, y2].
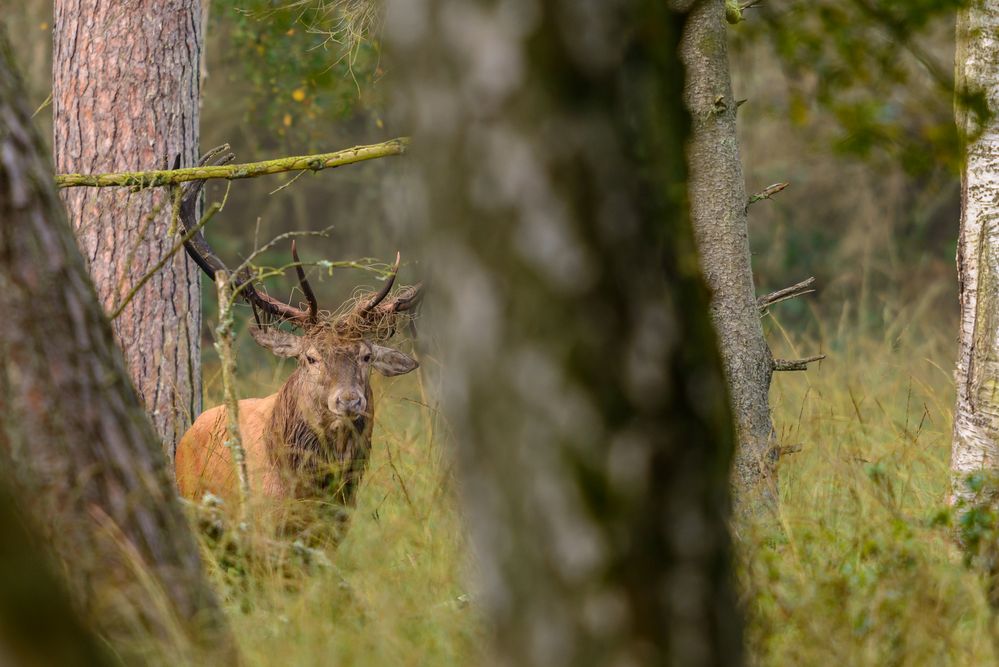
[331, 391, 365, 416]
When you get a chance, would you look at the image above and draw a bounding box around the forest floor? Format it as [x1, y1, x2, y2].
[199, 299, 993, 666]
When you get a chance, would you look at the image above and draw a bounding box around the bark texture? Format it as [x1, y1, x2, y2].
[0, 33, 235, 665]
[53, 0, 203, 457]
[388, 2, 743, 665]
[952, 2, 999, 505]
[680, 0, 776, 495]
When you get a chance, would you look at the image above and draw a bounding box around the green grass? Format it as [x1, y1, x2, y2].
[197, 301, 999, 666]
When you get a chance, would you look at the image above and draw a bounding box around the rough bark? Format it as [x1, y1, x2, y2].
[388, 2, 743, 665]
[680, 0, 776, 495]
[0, 32, 235, 665]
[53, 0, 203, 458]
[952, 2, 999, 506]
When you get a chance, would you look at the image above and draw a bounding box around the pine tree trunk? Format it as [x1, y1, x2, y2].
[952, 2, 999, 508]
[389, 2, 743, 664]
[0, 32, 235, 665]
[52, 0, 203, 459]
[679, 0, 776, 495]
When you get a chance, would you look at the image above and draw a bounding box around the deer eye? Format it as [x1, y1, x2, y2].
[305, 354, 319, 365]
[361, 352, 372, 363]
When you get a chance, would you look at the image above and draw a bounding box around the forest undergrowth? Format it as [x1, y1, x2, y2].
[744, 296, 997, 666]
[196, 292, 994, 666]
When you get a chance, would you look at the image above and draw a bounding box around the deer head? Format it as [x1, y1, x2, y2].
[177, 147, 422, 427]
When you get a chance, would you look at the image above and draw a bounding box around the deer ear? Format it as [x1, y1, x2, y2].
[371, 345, 418, 377]
[249, 327, 302, 358]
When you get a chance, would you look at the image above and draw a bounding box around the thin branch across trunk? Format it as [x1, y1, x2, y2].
[56, 138, 409, 189]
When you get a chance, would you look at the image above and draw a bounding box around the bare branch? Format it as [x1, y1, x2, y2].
[748, 181, 789, 205]
[214, 271, 251, 524]
[773, 354, 826, 372]
[56, 138, 409, 188]
[758, 276, 816, 312]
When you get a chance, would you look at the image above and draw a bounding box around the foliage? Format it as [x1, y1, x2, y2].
[734, 0, 977, 175]
[214, 0, 383, 145]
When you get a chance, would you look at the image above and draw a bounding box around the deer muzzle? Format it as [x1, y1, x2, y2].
[330, 390, 366, 417]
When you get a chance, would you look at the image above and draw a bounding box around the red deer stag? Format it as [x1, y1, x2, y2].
[174, 149, 421, 519]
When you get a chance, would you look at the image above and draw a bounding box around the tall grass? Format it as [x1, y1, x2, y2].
[196, 290, 996, 666]
[743, 296, 996, 665]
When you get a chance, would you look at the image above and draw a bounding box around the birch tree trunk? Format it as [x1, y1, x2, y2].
[951, 2, 999, 508]
[680, 0, 776, 495]
[388, 1, 743, 664]
[0, 32, 235, 665]
[53, 0, 203, 459]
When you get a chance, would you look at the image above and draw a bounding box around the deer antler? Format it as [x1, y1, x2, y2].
[331, 252, 422, 340]
[178, 146, 319, 327]
[360, 251, 400, 315]
[291, 239, 318, 321]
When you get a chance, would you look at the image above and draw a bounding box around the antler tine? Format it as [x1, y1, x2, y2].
[291, 239, 319, 322]
[179, 145, 235, 206]
[198, 143, 231, 166]
[361, 251, 400, 314]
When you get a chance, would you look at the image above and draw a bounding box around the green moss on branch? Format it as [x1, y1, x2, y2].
[55, 138, 409, 188]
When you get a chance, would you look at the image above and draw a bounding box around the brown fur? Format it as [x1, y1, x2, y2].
[175, 333, 414, 517]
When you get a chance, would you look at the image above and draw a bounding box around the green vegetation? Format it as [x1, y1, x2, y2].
[745, 305, 996, 664]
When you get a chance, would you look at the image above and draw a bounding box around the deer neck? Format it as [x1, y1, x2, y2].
[266, 370, 375, 500]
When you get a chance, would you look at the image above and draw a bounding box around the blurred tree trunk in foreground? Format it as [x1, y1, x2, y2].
[0, 32, 236, 665]
[389, 1, 743, 665]
[0, 480, 113, 667]
[53, 0, 204, 459]
[680, 0, 776, 496]
[952, 2, 999, 509]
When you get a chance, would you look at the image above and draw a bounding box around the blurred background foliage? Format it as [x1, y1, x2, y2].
[733, 0, 968, 341]
[7, 0, 970, 350]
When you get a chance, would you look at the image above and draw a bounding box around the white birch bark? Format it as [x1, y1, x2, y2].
[952, 2, 999, 505]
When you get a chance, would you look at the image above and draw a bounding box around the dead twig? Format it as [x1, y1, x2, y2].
[748, 181, 789, 206]
[758, 276, 816, 312]
[774, 354, 826, 372]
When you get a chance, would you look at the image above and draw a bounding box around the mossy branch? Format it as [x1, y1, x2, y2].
[55, 138, 409, 189]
